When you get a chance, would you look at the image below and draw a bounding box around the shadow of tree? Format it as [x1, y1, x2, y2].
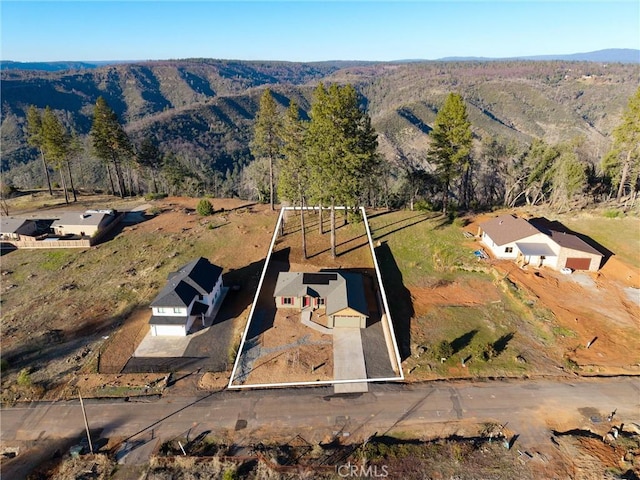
[374, 242, 413, 360]
[492, 332, 515, 356]
[451, 329, 478, 354]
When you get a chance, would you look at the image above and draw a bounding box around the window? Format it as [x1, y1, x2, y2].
[173, 307, 182, 313]
[157, 307, 166, 314]
[317, 298, 325, 307]
[505, 247, 513, 253]
[282, 297, 293, 305]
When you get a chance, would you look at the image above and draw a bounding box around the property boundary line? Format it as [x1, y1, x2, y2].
[227, 206, 404, 389]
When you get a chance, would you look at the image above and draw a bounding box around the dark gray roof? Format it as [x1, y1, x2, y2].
[1, 217, 35, 234]
[479, 214, 542, 245]
[151, 257, 223, 308]
[274, 271, 369, 317]
[148, 315, 188, 326]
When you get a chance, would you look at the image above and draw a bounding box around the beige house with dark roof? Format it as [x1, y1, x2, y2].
[478, 214, 603, 272]
[274, 271, 369, 328]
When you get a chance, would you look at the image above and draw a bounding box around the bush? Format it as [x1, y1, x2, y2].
[434, 340, 453, 360]
[603, 209, 623, 218]
[144, 192, 168, 201]
[17, 368, 32, 386]
[197, 199, 214, 216]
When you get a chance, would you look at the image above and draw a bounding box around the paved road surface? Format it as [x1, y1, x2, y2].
[2, 377, 638, 476]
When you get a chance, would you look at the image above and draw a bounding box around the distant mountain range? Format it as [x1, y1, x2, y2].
[1, 56, 638, 192]
[437, 48, 640, 64]
[2, 49, 638, 72]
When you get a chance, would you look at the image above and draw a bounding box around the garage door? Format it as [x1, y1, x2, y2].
[333, 315, 362, 328]
[565, 257, 591, 271]
[152, 324, 186, 336]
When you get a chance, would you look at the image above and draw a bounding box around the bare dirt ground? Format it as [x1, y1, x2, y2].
[463, 214, 640, 375]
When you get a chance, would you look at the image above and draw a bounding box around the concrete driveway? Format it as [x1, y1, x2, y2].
[333, 328, 368, 393]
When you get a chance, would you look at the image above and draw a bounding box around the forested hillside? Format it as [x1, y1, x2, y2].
[1, 58, 638, 209]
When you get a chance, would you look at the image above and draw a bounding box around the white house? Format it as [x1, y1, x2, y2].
[274, 271, 369, 328]
[51, 210, 115, 237]
[478, 214, 603, 272]
[149, 257, 224, 336]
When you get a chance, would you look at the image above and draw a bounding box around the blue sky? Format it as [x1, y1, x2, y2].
[1, 1, 638, 62]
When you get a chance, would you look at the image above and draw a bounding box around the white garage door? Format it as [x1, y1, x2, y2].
[152, 324, 186, 336]
[333, 315, 362, 328]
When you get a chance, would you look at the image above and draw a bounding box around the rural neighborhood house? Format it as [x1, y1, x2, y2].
[149, 257, 224, 336]
[51, 210, 116, 237]
[0, 217, 38, 241]
[478, 214, 603, 271]
[274, 271, 369, 329]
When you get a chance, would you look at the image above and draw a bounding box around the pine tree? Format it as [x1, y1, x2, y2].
[41, 107, 73, 204]
[25, 106, 53, 195]
[278, 101, 310, 258]
[137, 136, 162, 193]
[428, 93, 472, 213]
[306, 83, 378, 257]
[602, 87, 640, 200]
[90, 97, 133, 198]
[251, 89, 282, 210]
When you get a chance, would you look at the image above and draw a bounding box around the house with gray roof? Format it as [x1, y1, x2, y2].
[149, 257, 224, 336]
[274, 271, 369, 328]
[51, 210, 115, 237]
[0, 217, 38, 241]
[478, 214, 603, 271]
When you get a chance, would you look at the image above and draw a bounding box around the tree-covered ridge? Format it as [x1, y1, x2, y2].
[1, 59, 638, 211]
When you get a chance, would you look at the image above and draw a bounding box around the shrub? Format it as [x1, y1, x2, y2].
[197, 199, 214, 216]
[603, 209, 623, 218]
[434, 340, 453, 360]
[145, 192, 168, 201]
[17, 368, 32, 386]
[149, 206, 162, 216]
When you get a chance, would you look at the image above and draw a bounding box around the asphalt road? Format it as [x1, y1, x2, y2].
[3, 377, 638, 452]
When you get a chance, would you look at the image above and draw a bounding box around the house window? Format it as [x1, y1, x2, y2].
[505, 247, 513, 253]
[173, 307, 182, 313]
[157, 307, 166, 314]
[282, 297, 293, 305]
[317, 298, 325, 307]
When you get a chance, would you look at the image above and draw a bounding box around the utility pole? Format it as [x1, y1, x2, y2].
[78, 391, 94, 454]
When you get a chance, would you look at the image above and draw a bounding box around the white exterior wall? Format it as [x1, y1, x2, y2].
[152, 306, 187, 317]
[152, 324, 186, 336]
[482, 232, 554, 260]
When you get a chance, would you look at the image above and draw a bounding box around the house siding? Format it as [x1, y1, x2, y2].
[556, 248, 602, 272]
[482, 232, 553, 260]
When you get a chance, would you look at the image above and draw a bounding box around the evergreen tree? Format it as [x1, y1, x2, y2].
[427, 93, 472, 213]
[251, 89, 282, 210]
[41, 107, 74, 204]
[137, 136, 162, 193]
[25, 106, 53, 195]
[278, 101, 310, 258]
[602, 87, 640, 200]
[90, 97, 132, 198]
[306, 83, 378, 257]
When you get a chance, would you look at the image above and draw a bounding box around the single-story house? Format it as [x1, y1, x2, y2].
[149, 257, 224, 336]
[478, 214, 603, 272]
[51, 210, 115, 237]
[0, 217, 38, 241]
[274, 271, 369, 328]
[478, 214, 553, 261]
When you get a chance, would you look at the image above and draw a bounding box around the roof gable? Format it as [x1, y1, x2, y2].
[480, 214, 542, 245]
[151, 257, 223, 307]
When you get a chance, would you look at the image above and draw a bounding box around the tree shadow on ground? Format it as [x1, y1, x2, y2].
[492, 332, 515, 356]
[374, 242, 413, 360]
[451, 329, 478, 354]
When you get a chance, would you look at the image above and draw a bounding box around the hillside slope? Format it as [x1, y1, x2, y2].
[1, 59, 638, 182]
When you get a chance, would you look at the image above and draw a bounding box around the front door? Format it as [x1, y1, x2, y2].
[303, 296, 311, 308]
